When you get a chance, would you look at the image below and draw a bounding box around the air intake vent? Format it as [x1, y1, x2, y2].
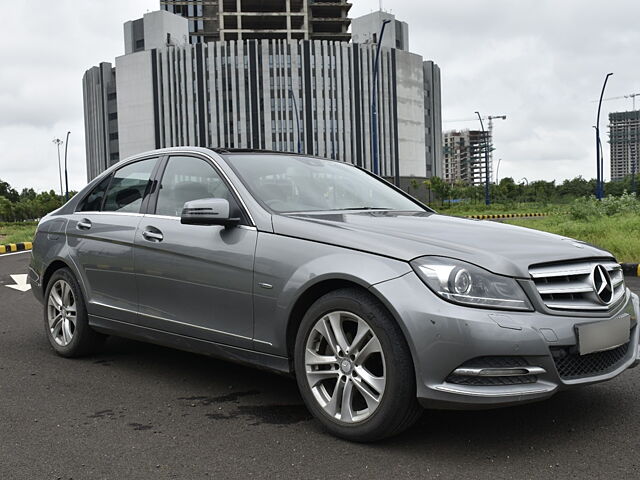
[529, 260, 625, 311]
[551, 342, 629, 379]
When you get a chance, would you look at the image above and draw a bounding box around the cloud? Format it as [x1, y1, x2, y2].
[0, 0, 157, 192]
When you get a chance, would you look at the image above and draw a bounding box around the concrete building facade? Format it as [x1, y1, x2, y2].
[124, 10, 190, 54]
[83, 9, 442, 182]
[160, 0, 351, 43]
[351, 11, 409, 51]
[82, 63, 120, 181]
[443, 129, 491, 186]
[423, 60, 442, 178]
[609, 110, 640, 181]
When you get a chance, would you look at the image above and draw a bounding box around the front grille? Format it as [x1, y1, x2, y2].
[529, 260, 625, 311]
[551, 342, 629, 379]
[446, 356, 537, 386]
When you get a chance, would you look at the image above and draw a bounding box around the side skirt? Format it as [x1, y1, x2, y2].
[89, 315, 292, 375]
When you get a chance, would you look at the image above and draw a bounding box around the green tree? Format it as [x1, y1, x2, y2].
[423, 176, 451, 206]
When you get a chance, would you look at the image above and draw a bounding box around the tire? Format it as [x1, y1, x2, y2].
[43, 268, 105, 357]
[294, 288, 422, 442]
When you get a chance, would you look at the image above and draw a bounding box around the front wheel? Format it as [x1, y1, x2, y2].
[294, 288, 422, 442]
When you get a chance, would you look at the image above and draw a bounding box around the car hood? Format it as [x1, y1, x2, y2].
[272, 211, 614, 278]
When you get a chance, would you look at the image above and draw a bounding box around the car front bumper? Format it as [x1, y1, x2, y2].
[370, 271, 640, 409]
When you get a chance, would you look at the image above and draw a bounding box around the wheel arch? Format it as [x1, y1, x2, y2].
[284, 276, 410, 367]
[41, 258, 87, 302]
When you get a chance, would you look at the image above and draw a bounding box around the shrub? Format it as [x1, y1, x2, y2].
[567, 193, 639, 220]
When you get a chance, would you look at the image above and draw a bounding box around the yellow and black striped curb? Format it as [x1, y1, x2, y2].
[0, 242, 32, 255]
[466, 213, 548, 220]
[621, 264, 640, 277]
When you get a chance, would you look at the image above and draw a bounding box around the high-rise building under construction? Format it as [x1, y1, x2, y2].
[609, 110, 640, 181]
[442, 129, 491, 186]
[160, 0, 351, 43]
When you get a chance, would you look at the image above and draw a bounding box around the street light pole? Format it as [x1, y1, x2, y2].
[595, 73, 613, 200]
[371, 18, 391, 176]
[475, 111, 490, 205]
[63, 131, 71, 202]
[52, 138, 64, 197]
[288, 89, 302, 154]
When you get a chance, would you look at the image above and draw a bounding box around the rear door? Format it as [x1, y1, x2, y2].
[66, 157, 160, 323]
[133, 154, 257, 348]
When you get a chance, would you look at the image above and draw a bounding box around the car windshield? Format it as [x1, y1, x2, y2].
[225, 154, 426, 213]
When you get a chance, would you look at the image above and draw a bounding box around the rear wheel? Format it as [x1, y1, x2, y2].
[294, 288, 422, 442]
[44, 268, 104, 357]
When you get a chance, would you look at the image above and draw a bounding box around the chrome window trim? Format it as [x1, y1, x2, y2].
[71, 211, 144, 217]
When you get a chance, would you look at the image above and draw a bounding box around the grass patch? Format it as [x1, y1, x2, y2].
[506, 213, 640, 263]
[0, 222, 38, 245]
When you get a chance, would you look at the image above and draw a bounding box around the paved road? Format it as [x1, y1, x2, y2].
[2, 251, 640, 479]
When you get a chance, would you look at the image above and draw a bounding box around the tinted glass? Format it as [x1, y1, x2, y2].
[156, 156, 233, 217]
[227, 154, 425, 213]
[77, 175, 111, 212]
[103, 158, 157, 213]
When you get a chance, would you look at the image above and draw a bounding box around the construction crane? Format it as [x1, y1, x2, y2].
[592, 92, 640, 110]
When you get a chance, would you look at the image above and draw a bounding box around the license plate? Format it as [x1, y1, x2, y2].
[577, 315, 631, 355]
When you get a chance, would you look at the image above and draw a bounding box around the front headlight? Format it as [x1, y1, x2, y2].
[411, 256, 533, 311]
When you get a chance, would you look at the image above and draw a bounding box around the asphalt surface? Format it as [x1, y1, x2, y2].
[2, 251, 640, 480]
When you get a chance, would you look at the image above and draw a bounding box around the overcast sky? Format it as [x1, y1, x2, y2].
[1, 0, 639, 192]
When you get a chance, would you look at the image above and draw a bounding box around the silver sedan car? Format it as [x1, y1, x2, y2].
[29, 147, 640, 441]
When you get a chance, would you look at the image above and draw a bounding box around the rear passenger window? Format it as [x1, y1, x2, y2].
[77, 175, 112, 212]
[103, 158, 157, 213]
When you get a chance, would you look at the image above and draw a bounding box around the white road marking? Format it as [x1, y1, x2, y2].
[6, 274, 31, 292]
[0, 250, 31, 258]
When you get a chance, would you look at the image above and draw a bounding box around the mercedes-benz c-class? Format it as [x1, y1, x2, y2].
[29, 148, 640, 441]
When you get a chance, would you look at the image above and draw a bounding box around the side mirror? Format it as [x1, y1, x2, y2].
[180, 198, 240, 227]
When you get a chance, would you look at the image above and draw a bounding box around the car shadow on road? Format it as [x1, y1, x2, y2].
[92, 335, 635, 450]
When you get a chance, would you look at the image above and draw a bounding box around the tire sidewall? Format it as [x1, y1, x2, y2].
[294, 289, 416, 441]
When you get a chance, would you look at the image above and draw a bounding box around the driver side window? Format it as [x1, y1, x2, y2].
[155, 156, 233, 217]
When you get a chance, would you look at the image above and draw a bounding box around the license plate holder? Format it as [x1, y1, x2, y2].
[577, 315, 631, 356]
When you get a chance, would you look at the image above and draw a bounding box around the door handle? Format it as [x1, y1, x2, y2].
[77, 219, 92, 230]
[142, 229, 164, 242]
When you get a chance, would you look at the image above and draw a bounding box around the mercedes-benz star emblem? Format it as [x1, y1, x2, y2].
[592, 264, 613, 304]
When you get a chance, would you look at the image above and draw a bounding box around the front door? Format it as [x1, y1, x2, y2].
[133, 155, 256, 349]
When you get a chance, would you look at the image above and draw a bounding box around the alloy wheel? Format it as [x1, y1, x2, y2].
[47, 279, 77, 347]
[305, 311, 386, 424]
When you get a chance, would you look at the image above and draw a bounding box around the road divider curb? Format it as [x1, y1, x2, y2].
[466, 213, 548, 220]
[621, 263, 640, 277]
[0, 242, 32, 255]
